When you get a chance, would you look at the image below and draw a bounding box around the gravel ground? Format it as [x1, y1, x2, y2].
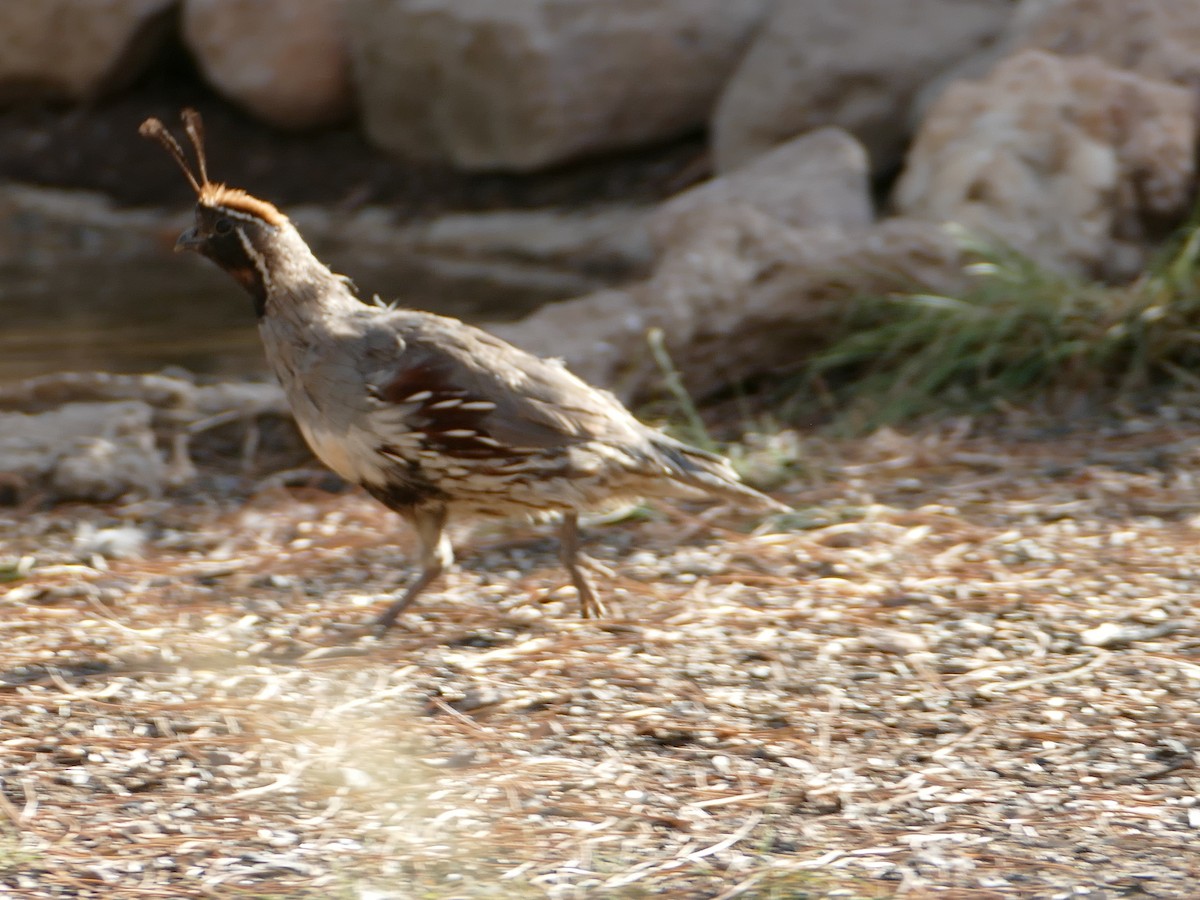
[3, 415, 1200, 898]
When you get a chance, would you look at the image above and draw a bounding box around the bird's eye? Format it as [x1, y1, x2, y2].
[214, 217, 234, 235]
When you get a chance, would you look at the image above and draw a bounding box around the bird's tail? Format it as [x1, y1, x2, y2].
[650, 434, 791, 513]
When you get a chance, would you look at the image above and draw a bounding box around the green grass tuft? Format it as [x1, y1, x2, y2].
[647, 326, 718, 452]
[798, 219, 1200, 432]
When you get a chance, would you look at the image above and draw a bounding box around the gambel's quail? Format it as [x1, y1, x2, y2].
[141, 110, 787, 629]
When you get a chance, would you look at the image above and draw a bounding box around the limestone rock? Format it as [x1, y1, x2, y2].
[0, 374, 315, 501]
[183, 0, 353, 129]
[0, 0, 174, 103]
[394, 207, 656, 313]
[1007, 0, 1200, 90]
[493, 211, 965, 403]
[916, 0, 1200, 124]
[0, 185, 165, 270]
[895, 51, 1196, 279]
[0, 401, 166, 503]
[711, 0, 1012, 176]
[404, 208, 654, 278]
[51, 435, 168, 503]
[346, 0, 771, 171]
[653, 127, 872, 249]
[73, 523, 150, 560]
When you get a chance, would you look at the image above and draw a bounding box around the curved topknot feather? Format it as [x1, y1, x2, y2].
[139, 115, 202, 195]
[198, 185, 287, 226]
[139, 109, 286, 226]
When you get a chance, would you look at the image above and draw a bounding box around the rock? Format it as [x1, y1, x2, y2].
[0, 185, 166, 270]
[894, 51, 1196, 279]
[345, 0, 771, 171]
[52, 434, 168, 503]
[711, 0, 1012, 176]
[0, 374, 316, 501]
[293, 203, 657, 317]
[182, 0, 353, 129]
[0, 372, 200, 413]
[391, 206, 656, 313]
[492, 210, 966, 403]
[0, 0, 174, 103]
[1006, 0, 1200, 90]
[0, 401, 167, 503]
[915, 0, 1200, 124]
[403, 207, 654, 279]
[74, 523, 150, 560]
[652, 127, 872, 249]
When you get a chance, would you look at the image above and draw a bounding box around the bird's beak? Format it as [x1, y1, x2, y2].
[174, 228, 204, 253]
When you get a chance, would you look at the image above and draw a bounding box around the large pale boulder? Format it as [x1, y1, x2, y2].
[493, 211, 965, 403]
[0, 0, 174, 103]
[345, 0, 771, 171]
[895, 51, 1196, 279]
[652, 127, 873, 249]
[182, 0, 353, 129]
[711, 0, 1012, 176]
[1007, 0, 1200, 89]
[916, 0, 1200, 123]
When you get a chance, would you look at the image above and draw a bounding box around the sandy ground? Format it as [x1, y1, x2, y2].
[3, 415, 1200, 898]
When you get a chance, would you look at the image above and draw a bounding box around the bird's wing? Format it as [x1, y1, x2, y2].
[352, 310, 642, 459]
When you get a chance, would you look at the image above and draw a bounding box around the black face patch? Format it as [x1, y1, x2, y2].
[226, 265, 265, 298]
[188, 206, 269, 316]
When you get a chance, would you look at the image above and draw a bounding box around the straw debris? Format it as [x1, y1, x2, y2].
[3, 415, 1200, 896]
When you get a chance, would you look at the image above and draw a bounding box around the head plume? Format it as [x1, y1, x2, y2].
[139, 109, 286, 226]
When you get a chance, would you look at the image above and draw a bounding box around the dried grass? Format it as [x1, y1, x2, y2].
[3, 414, 1200, 897]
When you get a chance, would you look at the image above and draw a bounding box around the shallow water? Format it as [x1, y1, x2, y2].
[0, 260, 269, 383]
[0, 301, 265, 383]
[1, 188, 607, 386]
[0, 258, 497, 385]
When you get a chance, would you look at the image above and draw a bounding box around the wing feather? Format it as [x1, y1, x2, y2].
[356, 310, 641, 458]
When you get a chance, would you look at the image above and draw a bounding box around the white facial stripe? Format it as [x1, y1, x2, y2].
[219, 207, 268, 224]
[235, 227, 273, 294]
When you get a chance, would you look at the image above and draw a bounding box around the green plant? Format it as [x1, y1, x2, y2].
[647, 326, 717, 452]
[0, 830, 39, 878]
[0, 556, 33, 584]
[799, 219, 1200, 432]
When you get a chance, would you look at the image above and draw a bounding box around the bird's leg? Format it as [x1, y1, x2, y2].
[375, 505, 452, 630]
[559, 512, 606, 619]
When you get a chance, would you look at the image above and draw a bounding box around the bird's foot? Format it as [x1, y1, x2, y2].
[580, 553, 615, 579]
[571, 566, 607, 619]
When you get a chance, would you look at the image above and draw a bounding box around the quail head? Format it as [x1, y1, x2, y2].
[140, 109, 788, 629]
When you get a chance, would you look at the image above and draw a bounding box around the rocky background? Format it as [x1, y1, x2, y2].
[2, 0, 1199, 498]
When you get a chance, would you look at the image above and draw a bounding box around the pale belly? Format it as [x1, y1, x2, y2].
[296, 418, 388, 485]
